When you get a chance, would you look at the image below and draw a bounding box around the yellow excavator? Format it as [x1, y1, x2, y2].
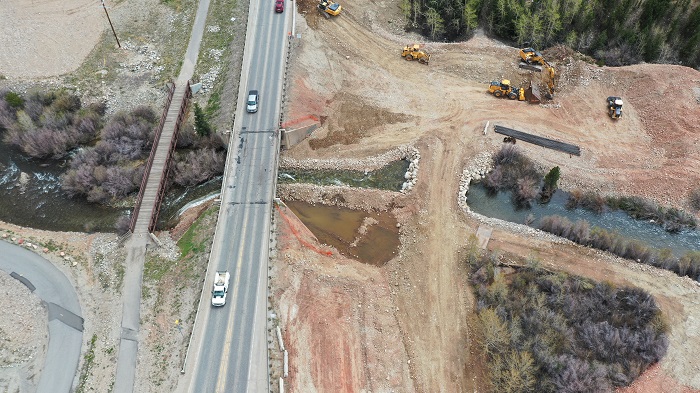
[318, 0, 341, 18]
[488, 80, 525, 101]
[519, 47, 545, 66]
[518, 48, 556, 99]
[401, 44, 430, 64]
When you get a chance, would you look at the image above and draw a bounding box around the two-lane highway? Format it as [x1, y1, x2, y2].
[179, 0, 289, 390]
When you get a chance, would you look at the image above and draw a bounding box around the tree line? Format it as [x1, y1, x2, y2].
[402, 0, 700, 68]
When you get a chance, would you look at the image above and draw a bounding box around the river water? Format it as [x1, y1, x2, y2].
[466, 183, 700, 256]
[278, 159, 410, 191]
[0, 141, 222, 232]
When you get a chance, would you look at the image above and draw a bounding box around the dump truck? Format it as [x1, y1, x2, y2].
[401, 44, 430, 64]
[211, 271, 230, 307]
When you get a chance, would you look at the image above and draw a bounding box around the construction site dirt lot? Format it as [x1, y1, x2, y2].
[272, 0, 700, 391]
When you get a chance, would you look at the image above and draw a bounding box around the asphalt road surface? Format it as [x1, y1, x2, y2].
[178, 0, 289, 390]
[0, 241, 84, 393]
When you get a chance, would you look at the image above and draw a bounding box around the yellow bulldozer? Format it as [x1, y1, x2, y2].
[401, 44, 430, 64]
[489, 80, 525, 101]
[318, 0, 341, 18]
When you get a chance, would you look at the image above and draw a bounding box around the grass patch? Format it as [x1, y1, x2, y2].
[144, 254, 172, 282]
[177, 206, 217, 258]
[205, 85, 222, 119]
[75, 334, 98, 393]
[115, 260, 126, 291]
[468, 249, 668, 392]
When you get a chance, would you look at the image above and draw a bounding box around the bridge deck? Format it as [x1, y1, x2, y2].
[132, 85, 187, 235]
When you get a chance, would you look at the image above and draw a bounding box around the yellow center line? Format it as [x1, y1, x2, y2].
[215, 193, 252, 390]
[215, 117, 269, 389]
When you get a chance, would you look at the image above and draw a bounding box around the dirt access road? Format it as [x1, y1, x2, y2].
[272, 0, 700, 391]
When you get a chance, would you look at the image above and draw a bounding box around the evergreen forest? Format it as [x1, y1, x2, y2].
[402, 0, 700, 68]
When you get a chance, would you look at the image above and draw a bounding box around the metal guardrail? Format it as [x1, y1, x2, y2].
[129, 81, 176, 233]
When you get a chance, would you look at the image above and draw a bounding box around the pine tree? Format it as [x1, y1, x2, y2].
[193, 103, 212, 137]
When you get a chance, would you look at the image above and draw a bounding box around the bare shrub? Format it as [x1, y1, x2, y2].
[20, 127, 72, 158]
[176, 123, 196, 148]
[60, 106, 157, 202]
[478, 308, 510, 356]
[23, 99, 44, 123]
[677, 251, 700, 279]
[114, 214, 132, 235]
[171, 148, 225, 187]
[493, 144, 521, 166]
[50, 92, 81, 113]
[566, 189, 606, 213]
[569, 220, 591, 244]
[515, 177, 539, 205]
[689, 188, 700, 211]
[0, 98, 17, 130]
[552, 355, 611, 393]
[622, 240, 652, 263]
[490, 350, 536, 393]
[194, 132, 226, 150]
[1, 90, 104, 158]
[484, 166, 503, 190]
[102, 166, 139, 198]
[470, 251, 668, 391]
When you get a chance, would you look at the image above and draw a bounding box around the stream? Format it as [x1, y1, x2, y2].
[467, 183, 700, 256]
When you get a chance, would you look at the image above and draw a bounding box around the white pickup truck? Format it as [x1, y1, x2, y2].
[211, 271, 230, 307]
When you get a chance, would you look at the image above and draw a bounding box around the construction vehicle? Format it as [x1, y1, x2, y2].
[489, 80, 525, 101]
[517, 48, 557, 99]
[318, 0, 341, 18]
[519, 47, 546, 66]
[211, 271, 230, 306]
[607, 96, 623, 119]
[401, 44, 430, 64]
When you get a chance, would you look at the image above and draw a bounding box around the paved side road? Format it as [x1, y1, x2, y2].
[0, 240, 84, 393]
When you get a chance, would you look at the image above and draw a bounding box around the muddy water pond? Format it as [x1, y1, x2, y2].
[285, 201, 400, 266]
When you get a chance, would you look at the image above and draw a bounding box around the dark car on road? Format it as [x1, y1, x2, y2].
[275, 0, 284, 12]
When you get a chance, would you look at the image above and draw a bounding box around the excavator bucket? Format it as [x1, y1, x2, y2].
[524, 83, 541, 104]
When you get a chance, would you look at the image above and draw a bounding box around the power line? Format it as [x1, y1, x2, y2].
[100, 0, 121, 48]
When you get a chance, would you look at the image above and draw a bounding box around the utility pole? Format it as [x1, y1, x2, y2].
[100, 0, 121, 48]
